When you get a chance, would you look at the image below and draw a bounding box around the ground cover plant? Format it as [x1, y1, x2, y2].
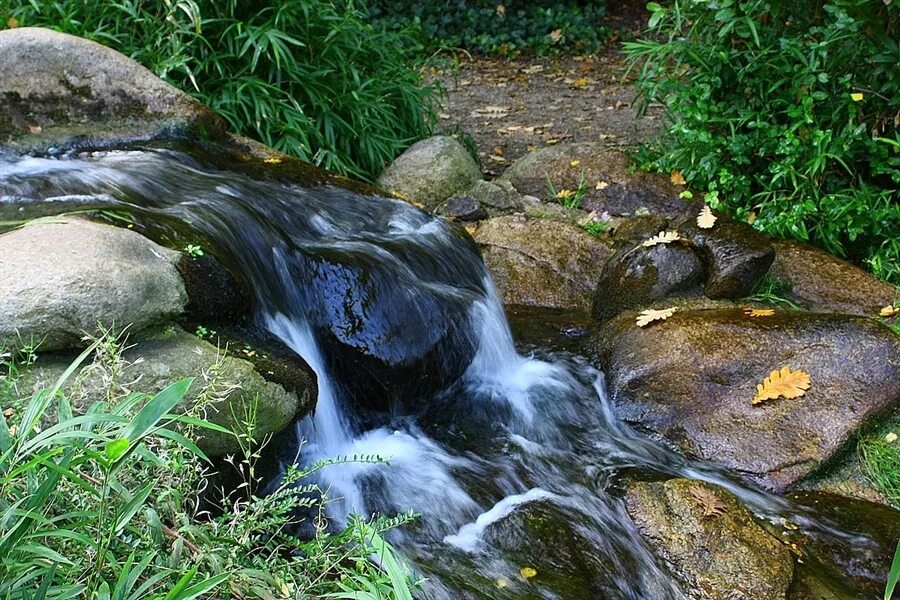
[0, 336, 418, 599]
[3, 0, 440, 181]
[365, 0, 610, 56]
[625, 0, 900, 284]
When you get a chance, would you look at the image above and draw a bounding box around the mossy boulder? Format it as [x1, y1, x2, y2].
[0, 217, 186, 351]
[590, 309, 900, 491]
[625, 479, 794, 600]
[473, 214, 614, 310]
[0, 27, 222, 150]
[376, 136, 482, 210]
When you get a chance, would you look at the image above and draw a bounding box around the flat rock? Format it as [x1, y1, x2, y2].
[498, 143, 699, 218]
[590, 309, 900, 491]
[0, 217, 186, 351]
[376, 136, 482, 210]
[474, 214, 614, 311]
[0, 27, 221, 149]
[769, 240, 897, 316]
[625, 479, 794, 600]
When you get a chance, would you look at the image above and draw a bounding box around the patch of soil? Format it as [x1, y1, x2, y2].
[430, 0, 665, 177]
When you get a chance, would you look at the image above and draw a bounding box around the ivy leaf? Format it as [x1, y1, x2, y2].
[641, 231, 681, 247]
[636, 307, 677, 327]
[752, 366, 810, 405]
[743, 307, 775, 317]
[697, 204, 717, 229]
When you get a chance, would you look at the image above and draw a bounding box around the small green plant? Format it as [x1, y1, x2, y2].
[887, 538, 900, 600]
[365, 0, 610, 56]
[860, 434, 900, 507]
[184, 244, 204, 258]
[625, 0, 900, 284]
[581, 220, 608, 237]
[745, 275, 801, 309]
[194, 325, 216, 341]
[546, 170, 588, 209]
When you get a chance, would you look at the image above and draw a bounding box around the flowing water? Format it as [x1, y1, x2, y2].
[0, 146, 887, 599]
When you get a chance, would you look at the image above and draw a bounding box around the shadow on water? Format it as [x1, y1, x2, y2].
[0, 146, 890, 599]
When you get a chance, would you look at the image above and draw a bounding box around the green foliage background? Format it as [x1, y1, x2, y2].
[625, 0, 900, 283]
[4, 0, 440, 182]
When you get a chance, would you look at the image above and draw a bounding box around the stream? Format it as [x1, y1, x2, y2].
[0, 146, 886, 599]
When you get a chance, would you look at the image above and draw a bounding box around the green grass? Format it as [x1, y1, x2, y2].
[745, 274, 801, 310]
[860, 435, 900, 507]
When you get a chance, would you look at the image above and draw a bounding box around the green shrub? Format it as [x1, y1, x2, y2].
[625, 0, 900, 284]
[4, 0, 440, 181]
[0, 337, 418, 598]
[365, 1, 610, 56]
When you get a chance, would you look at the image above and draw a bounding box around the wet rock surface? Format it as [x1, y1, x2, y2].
[474, 214, 614, 311]
[376, 135, 482, 210]
[625, 479, 794, 600]
[591, 309, 900, 491]
[0, 217, 186, 351]
[0, 27, 222, 149]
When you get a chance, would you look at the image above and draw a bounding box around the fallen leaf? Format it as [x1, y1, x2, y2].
[571, 78, 589, 88]
[549, 29, 563, 44]
[263, 157, 282, 164]
[886, 432, 898, 443]
[689, 486, 727, 518]
[880, 305, 899, 317]
[636, 307, 677, 328]
[27, 125, 42, 134]
[6, 17, 19, 28]
[8, 424, 17, 437]
[670, 170, 686, 185]
[522, 65, 544, 75]
[850, 92, 864, 102]
[495, 578, 509, 588]
[555, 189, 575, 201]
[464, 224, 478, 236]
[743, 307, 775, 317]
[697, 205, 717, 229]
[570, 159, 581, 167]
[747, 211, 757, 225]
[2, 407, 14, 417]
[752, 366, 811, 405]
[520, 566, 537, 579]
[641, 231, 681, 247]
[496, 4, 506, 17]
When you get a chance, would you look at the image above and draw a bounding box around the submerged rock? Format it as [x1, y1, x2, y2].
[769, 240, 897, 316]
[498, 143, 699, 218]
[0, 27, 222, 149]
[590, 309, 900, 491]
[474, 214, 614, 311]
[625, 479, 794, 600]
[376, 136, 482, 210]
[0, 217, 186, 351]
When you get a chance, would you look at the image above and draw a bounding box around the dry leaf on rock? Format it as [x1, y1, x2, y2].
[697, 205, 717, 229]
[752, 366, 811, 405]
[670, 170, 686, 185]
[641, 231, 681, 247]
[689, 486, 727, 518]
[743, 307, 775, 317]
[881, 305, 899, 317]
[636, 307, 677, 327]
[520, 567, 537, 579]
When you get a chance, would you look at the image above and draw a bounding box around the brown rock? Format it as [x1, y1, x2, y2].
[590, 309, 900, 491]
[474, 215, 614, 310]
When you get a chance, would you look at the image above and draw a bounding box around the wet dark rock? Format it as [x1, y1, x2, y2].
[0, 217, 186, 351]
[590, 309, 900, 491]
[681, 219, 776, 299]
[591, 242, 705, 323]
[376, 136, 482, 210]
[625, 479, 794, 600]
[769, 240, 898, 316]
[177, 253, 251, 324]
[498, 143, 700, 218]
[474, 214, 615, 311]
[0, 27, 223, 150]
[607, 214, 672, 246]
[439, 196, 487, 221]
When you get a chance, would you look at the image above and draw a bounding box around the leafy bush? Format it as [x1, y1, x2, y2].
[365, 1, 610, 56]
[625, 0, 900, 283]
[0, 337, 418, 598]
[4, 0, 439, 181]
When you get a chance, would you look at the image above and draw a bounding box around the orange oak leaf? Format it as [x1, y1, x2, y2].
[636, 307, 677, 327]
[752, 366, 810, 405]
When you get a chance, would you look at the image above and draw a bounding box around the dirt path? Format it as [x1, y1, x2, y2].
[431, 1, 665, 177]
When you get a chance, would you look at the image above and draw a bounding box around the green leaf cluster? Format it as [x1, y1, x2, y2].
[5, 0, 440, 182]
[625, 0, 900, 284]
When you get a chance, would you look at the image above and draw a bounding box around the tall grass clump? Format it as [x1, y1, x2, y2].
[3, 0, 440, 181]
[625, 0, 900, 283]
[0, 336, 419, 598]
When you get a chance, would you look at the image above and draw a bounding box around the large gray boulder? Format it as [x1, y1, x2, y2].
[0, 27, 222, 148]
[590, 308, 900, 491]
[376, 136, 482, 210]
[0, 217, 186, 350]
[474, 214, 614, 311]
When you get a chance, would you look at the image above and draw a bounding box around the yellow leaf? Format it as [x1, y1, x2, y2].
[6, 17, 18, 28]
[743, 307, 775, 317]
[496, 4, 506, 17]
[2, 407, 14, 417]
[697, 205, 717, 229]
[520, 566, 537, 579]
[571, 78, 589, 88]
[556, 189, 575, 201]
[752, 366, 811, 405]
[886, 432, 898, 444]
[641, 231, 681, 247]
[464, 224, 478, 236]
[747, 211, 757, 225]
[850, 92, 864, 102]
[495, 578, 509, 588]
[264, 157, 282, 164]
[570, 159, 581, 167]
[549, 29, 563, 44]
[670, 170, 686, 186]
[636, 307, 677, 328]
[880, 304, 898, 317]
[595, 180, 609, 190]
